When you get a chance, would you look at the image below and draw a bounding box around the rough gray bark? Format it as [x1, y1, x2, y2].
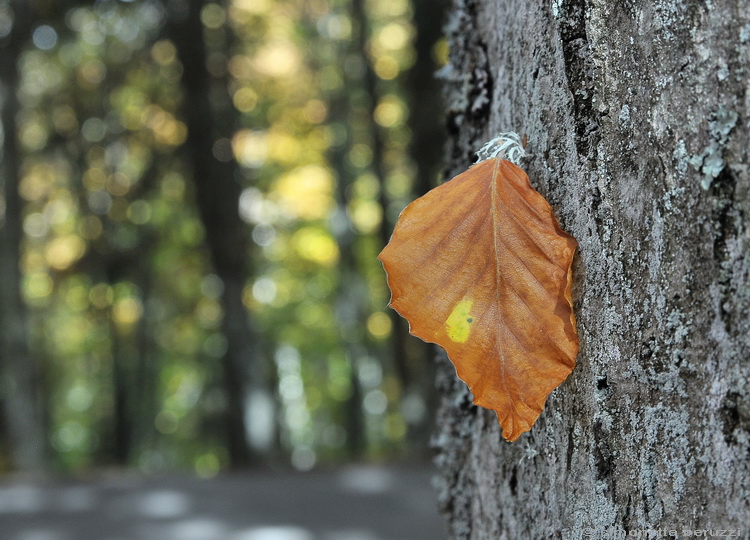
[433, 0, 750, 537]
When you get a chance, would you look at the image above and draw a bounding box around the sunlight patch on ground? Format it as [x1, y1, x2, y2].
[336, 466, 394, 494]
[159, 517, 228, 540]
[322, 530, 380, 540]
[231, 526, 315, 540]
[0, 485, 46, 513]
[134, 490, 191, 519]
[15, 530, 65, 540]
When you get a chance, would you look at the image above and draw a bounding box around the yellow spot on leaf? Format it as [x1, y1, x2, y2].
[444, 298, 474, 343]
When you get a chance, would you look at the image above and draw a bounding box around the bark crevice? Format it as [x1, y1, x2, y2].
[556, 0, 599, 159]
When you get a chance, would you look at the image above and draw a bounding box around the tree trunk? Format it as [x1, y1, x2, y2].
[0, 0, 47, 473]
[328, 70, 366, 459]
[168, 0, 257, 467]
[433, 0, 750, 536]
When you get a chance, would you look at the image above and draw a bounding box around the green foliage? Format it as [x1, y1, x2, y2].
[1, 0, 443, 475]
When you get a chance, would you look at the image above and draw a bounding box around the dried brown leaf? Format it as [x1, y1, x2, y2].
[378, 158, 578, 441]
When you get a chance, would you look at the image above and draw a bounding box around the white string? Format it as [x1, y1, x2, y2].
[475, 132, 526, 165]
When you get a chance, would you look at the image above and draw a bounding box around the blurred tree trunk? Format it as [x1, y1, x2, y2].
[168, 0, 256, 466]
[325, 3, 367, 458]
[397, 0, 448, 450]
[433, 0, 750, 536]
[109, 312, 135, 465]
[404, 0, 447, 199]
[0, 1, 47, 472]
[350, 0, 414, 402]
[102, 250, 154, 465]
[349, 0, 442, 451]
[330, 156, 366, 457]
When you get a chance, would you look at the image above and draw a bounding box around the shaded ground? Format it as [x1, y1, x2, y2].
[0, 465, 446, 540]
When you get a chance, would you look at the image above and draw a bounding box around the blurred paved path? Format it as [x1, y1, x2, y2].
[0, 465, 446, 540]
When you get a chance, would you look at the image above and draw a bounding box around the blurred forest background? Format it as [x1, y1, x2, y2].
[0, 0, 447, 475]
